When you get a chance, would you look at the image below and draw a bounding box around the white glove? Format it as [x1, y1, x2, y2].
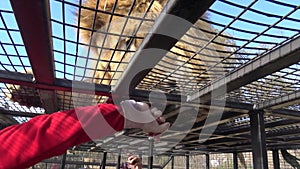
[127, 155, 142, 169]
[120, 100, 170, 134]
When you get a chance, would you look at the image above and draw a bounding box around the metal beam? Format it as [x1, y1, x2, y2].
[266, 109, 300, 121]
[0, 70, 33, 83]
[257, 90, 300, 110]
[10, 0, 58, 113]
[0, 109, 43, 118]
[112, 0, 216, 98]
[216, 118, 299, 136]
[0, 71, 252, 111]
[188, 36, 300, 102]
[0, 71, 111, 96]
[42, 159, 117, 167]
[184, 111, 245, 136]
[250, 111, 268, 169]
[200, 128, 300, 151]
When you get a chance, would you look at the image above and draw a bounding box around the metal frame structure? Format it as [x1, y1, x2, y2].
[1, 0, 300, 169]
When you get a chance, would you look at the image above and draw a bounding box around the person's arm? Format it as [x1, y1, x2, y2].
[0, 103, 124, 169]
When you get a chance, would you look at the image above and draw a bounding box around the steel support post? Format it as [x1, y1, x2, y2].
[116, 149, 121, 169]
[186, 154, 189, 169]
[233, 152, 238, 169]
[61, 153, 67, 169]
[206, 153, 210, 169]
[171, 155, 174, 169]
[101, 152, 107, 169]
[272, 149, 280, 169]
[250, 111, 268, 169]
[148, 137, 154, 169]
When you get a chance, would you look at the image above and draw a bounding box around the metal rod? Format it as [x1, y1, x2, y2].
[116, 149, 121, 169]
[101, 152, 107, 169]
[185, 154, 189, 169]
[250, 111, 268, 169]
[160, 155, 173, 169]
[171, 155, 174, 169]
[148, 137, 154, 169]
[272, 149, 280, 169]
[61, 153, 67, 169]
[233, 152, 238, 169]
[206, 153, 210, 169]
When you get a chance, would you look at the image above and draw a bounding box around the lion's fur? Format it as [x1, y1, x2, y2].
[78, 0, 225, 89]
[6, 0, 228, 107]
[79, 0, 168, 44]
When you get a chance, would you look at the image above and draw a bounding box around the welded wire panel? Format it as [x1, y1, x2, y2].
[137, 14, 229, 94]
[216, 115, 250, 133]
[137, 0, 300, 95]
[227, 62, 300, 104]
[279, 149, 300, 169]
[0, 83, 45, 124]
[0, 1, 45, 110]
[0, 83, 45, 114]
[50, 0, 163, 85]
[287, 104, 300, 111]
[56, 91, 108, 110]
[2, 83, 42, 107]
[49, 0, 168, 109]
[209, 153, 234, 168]
[0, 2, 32, 73]
[266, 122, 300, 136]
[216, 113, 292, 132]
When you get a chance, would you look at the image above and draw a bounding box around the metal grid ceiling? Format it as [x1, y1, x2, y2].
[0, 0, 300, 154]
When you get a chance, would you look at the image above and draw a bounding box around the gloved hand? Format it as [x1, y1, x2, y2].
[120, 100, 170, 134]
[127, 154, 142, 169]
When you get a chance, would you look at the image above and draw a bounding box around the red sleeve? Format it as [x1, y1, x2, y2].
[0, 103, 124, 169]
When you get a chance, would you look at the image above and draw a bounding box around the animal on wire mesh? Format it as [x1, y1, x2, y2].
[5, 0, 229, 109]
[77, 0, 226, 93]
[76, 1, 236, 147]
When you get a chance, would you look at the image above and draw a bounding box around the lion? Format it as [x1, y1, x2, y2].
[5, 0, 229, 108]
[77, 0, 226, 93]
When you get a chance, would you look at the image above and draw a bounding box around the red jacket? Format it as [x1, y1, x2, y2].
[0, 104, 124, 169]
